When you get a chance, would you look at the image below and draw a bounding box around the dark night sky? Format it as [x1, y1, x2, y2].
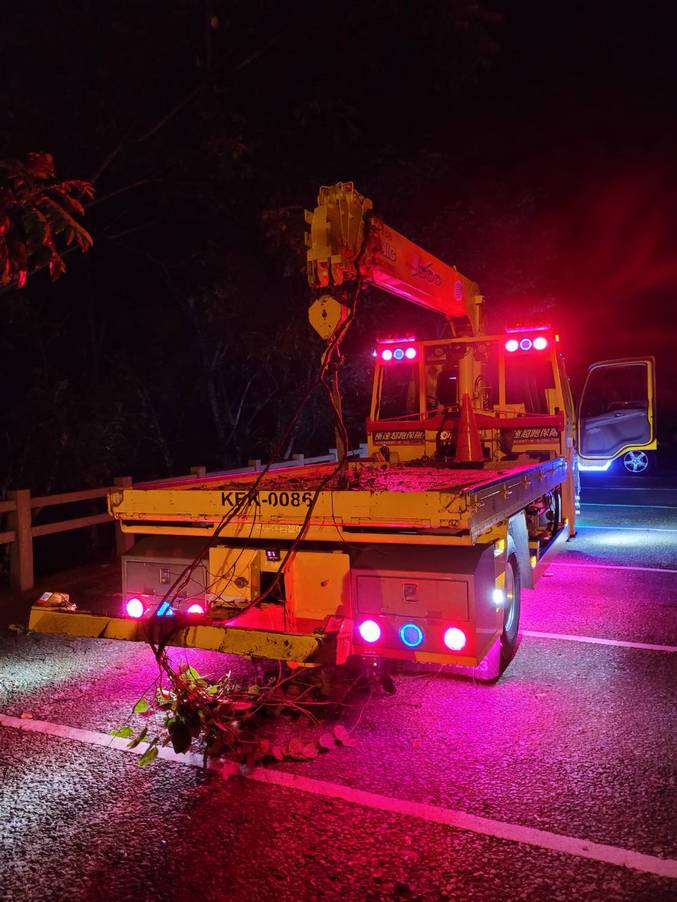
[1, 1, 676, 489]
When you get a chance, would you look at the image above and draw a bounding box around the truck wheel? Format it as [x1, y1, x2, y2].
[500, 553, 521, 673]
[622, 450, 651, 475]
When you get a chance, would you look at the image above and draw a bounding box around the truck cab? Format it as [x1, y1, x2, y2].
[367, 327, 574, 468]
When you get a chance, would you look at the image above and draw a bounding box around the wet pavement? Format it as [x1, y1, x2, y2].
[0, 477, 676, 901]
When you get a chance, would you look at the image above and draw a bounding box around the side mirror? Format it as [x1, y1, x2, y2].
[577, 357, 656, 465]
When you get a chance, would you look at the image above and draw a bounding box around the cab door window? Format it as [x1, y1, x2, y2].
[378, 362, 420, 420]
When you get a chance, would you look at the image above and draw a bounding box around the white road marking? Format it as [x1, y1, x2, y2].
[550, 561, 677, 574]
[584, 485, 677, 491]
[522, 630, 677, 653]
[583, 502, 677, 510]
[577, 524, 677, 534]
[1, 713, 676, 879]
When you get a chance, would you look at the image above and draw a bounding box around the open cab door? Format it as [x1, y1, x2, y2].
[577, 357, 656, 472]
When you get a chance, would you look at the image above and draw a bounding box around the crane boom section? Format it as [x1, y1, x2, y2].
[305, 182, 483, 335]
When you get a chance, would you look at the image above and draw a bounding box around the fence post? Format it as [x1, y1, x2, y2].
[8, 489, 33, 592]
[113, 476, 135, 556]
[190, 466, 207, 478]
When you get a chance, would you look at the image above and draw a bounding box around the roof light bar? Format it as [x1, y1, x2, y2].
[505, 335, 550, 353]
[380, 344, 417, 362]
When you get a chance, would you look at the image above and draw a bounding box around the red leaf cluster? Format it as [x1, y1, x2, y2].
[0, 152, 94, 289]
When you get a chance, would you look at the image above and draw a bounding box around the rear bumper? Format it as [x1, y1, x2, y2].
[28, 607, 324, 662]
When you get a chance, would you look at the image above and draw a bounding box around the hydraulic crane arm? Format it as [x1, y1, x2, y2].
[305, 182, 484, 338]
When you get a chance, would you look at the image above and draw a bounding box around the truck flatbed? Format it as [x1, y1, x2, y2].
[110, 457, 568, 544]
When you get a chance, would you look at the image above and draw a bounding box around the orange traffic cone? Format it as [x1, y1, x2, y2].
[455, 393, 484, 465]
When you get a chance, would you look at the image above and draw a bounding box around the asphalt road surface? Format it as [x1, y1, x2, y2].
[1, 477, 676, 901]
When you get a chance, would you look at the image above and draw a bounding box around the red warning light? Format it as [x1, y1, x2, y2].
[358, 620, 381, 643]
[443, 627, 467, 651]
[126, 597, 144, 619]
[505, 339, 519, 353]
[533, 336, 548, 351]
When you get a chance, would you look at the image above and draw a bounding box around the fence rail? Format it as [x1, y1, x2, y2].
[0, 477, 134, 593]
[1, 446, 369, 594]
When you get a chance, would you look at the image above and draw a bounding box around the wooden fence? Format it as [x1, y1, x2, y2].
[0, 446, 369, 593]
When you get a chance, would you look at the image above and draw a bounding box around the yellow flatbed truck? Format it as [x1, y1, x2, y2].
[29, 183, 657, 678]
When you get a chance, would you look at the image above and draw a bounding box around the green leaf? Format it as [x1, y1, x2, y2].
[181, 665, 206, 686]
[127, 727, 148, 749]
[110, 726, 134, 739]
[133, 698, 150, 714]
[138, 740, 159, 767]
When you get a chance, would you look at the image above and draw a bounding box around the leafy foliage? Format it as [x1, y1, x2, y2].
[0, 152, 93, 288]
[111, 660, 377, 769]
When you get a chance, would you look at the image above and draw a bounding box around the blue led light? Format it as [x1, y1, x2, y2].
[399, 622, 424, 648]
[156, 600, 174, 618]
[519, 338, 533, 351]
[393, 347, 405, 360]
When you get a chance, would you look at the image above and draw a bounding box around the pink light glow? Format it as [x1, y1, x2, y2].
[358, 619, 382, 643]
[443, 626, 467, 651]
[126, 597, 144, 619]
[381, 349, 393, 361]
[505, 339, 519, 353]
[187, 603, 205, 614]
[533, 336, 548, 350]
[405, 346, 417, 359]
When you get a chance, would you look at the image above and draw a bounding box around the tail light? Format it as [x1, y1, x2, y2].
[125, 597, 144, 619]
[533, 336, 548, 350]
[381, 349, 393, 361]
[399, 623, 424, 648]
[505, 339, 519, 353]
[519, 338, 533, 351]
[358, 619, 381, 643]
[187, 603, 205, 615]
[443, 627, 467, 651]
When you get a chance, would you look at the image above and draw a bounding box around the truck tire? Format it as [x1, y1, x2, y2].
[499, 553, 521, 673]
[622, 449, 651, 475]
